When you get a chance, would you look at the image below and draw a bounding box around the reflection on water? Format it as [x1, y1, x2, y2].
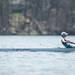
[0, 51, 75, 75]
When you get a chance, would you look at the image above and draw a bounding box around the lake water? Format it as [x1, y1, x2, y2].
[0, 36, 75, 48]
[0, 36, 75, 75]
[0, 36, 61, 48]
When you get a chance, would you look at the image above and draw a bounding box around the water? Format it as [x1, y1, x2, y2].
[0, 36, 75, 75]
[0, 36, 62, 48]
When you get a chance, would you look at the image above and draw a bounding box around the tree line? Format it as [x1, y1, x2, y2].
[0, 0, 75, 35]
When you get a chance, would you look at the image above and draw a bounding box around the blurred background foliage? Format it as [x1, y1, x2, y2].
[0, 0, 75, 35]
